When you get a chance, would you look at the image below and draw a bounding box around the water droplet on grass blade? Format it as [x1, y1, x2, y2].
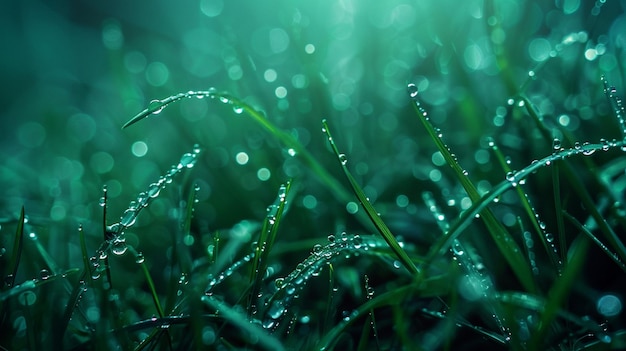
[112, 238, 128, 255]
[40, 269, 51, 280]
[338, 153, 347, 165]
[147, 183, 161, 198]
[407, 83, 419, 98]
[120, 209, 136, 227]
[179, 153, 196, 168]
[135, 252, 145, 264]
[148, 99, 165, 114]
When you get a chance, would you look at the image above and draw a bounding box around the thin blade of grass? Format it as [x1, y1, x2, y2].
[127, 246, 164, 318]
[0, 268, 80, 302]
[409, 87, 536, 292]
[321, 119, 419, 276]
[122, 91, 354, 209]
[7, 206, 25, 288]
[249, 180, 291, 315]
[552, 162, 567, 267]
[528, 235, 590, 350]
[563, 211, 626, 272]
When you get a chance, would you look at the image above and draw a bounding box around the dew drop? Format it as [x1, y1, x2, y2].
[505, 171, 516, 182]
[552, 138, 562, 151]
[452, 241, 464, 256]
[147, 183, 161, 198]
[338, 153, 347, 165]
[148, 100, 165, 114]
[312, 244, 322, 254]
[40, 269, 51, 280]
[267, 301, 285, 319]
[274, 277, 285, 289]
[112, 238, 128, 255]
[392, 260, 401, 269]
[327, 234, 336, 242]
[232, 105, 244, 114]
[262, 318, 276, 329]
[135, 252, 145, 264]
[120, 209, 136, 227]
[99, 197, 106, 207]
[407, 83, 419, 98]
[179, 153, 196, 168]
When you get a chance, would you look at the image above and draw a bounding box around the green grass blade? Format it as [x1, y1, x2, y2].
[7, 206, 25, 288]
[321, 119, 419, 276]
[552, 162, 567, 267]
[563, 211, 626, 272]
[528, 235, 590, 350]
[0, 268, 79, 302]
[201, 295, 286, 351]
[127, 246, 164, 318]
[122, 91, 354, 207]
[249, 180, 291, 314]
[409, 87, 536, 292]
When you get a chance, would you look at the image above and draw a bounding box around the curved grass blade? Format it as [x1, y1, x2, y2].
[321, 119, 418, 276]
[0, 268, 80, 302]
[122, 90, 353, 207]
[409, 85, 536, 292]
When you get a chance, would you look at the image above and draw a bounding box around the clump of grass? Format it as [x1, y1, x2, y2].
[3, 9, 626, 351]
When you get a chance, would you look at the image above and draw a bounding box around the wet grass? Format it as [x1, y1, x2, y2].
[2, 5, 626, 351]
[2, 72, 626, 350]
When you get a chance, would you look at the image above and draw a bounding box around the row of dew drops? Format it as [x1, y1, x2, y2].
[89, 144, 201, 281]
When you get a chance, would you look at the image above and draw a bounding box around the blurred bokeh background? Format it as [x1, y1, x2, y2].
[1, 0, 625, 261]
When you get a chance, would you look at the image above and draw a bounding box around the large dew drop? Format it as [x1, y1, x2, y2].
[407, 83, 419, 99]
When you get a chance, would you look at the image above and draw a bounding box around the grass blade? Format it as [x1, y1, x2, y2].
[7, 206, 25, 288]
[563, 211, 626, 272]
[528, 235, 590, 350]
[201, 295, 286, 351]
[249, 180, 291, 315]
[122, 91, 354, 208]
[321, 119, 419, 276]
